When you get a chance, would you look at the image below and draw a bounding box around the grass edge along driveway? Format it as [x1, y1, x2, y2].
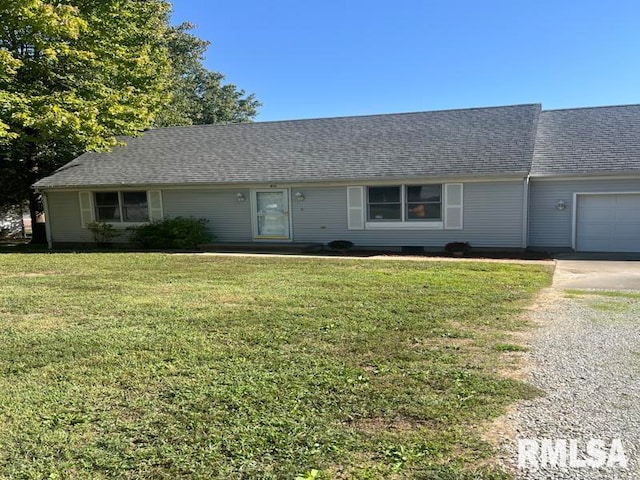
[0, 253, 551, 479]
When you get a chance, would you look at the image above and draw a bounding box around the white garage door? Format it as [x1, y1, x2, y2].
[576, 194, 640, 252]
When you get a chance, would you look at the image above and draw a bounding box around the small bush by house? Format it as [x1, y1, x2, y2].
[445, 241, 471, 256]
[86, 221, 121, 245]
[327, 240, 354, 252]
[128, 217, 212, 249]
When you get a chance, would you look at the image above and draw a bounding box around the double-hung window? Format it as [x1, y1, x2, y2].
[368, 186, 402, 221]
[94, 191, 149, 222]
[405, 185, 442, 221]
[367, 185, 442, 224]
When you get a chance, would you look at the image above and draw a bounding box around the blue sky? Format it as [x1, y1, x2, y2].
[170, 0, 639, 122]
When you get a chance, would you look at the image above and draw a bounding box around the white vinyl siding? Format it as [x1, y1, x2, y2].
[49, 191, 117, 243]
[45, 180, 524, 248]
[162, 188, 252, 241]
[291, 181, 523, 247]
[529, 178, 640, 248]
[50, 190, 157, 244]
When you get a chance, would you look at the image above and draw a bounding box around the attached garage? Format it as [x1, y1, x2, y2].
[529, 105, 640, 253]
[575, 193, 640, 252]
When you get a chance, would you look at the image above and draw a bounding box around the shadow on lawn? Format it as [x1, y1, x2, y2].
[0, 241, 553, 261]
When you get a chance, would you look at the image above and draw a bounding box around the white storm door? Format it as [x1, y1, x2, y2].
[253, 189, 291, 239]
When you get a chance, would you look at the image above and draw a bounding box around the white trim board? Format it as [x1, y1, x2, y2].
[365, 222, 443, 230]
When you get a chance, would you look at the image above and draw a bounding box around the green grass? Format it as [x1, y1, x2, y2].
[492, 343, 529, 353]
[590, 301, 633, 313]
[564, 289, 640, 320]
[565, 289, 640, 300]
[0, 254, 551, 479]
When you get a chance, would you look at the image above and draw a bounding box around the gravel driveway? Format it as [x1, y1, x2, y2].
[500, 262, 640, 479]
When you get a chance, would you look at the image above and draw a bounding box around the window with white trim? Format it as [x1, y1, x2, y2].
[406, 185, 442, 221]
[367, 185, 442, 222]
[368, 186, 401, 221]
[94, 191, 149, 222]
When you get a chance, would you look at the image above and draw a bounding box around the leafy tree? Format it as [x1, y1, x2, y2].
[154, 22, 260, 127]
[0, 0, 174, 242]
[1, 2, 260, 244]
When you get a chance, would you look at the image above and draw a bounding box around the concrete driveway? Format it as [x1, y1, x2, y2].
[554, 259, 640, 290]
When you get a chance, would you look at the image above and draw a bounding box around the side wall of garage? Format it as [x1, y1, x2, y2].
[529, 178, 640, 251]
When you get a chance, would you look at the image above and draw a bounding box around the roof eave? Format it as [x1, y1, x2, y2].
[530, 170, 640, 179]
[35, 171, 530, 191]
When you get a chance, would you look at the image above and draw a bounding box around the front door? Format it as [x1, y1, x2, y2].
[253, 189, 291, 240]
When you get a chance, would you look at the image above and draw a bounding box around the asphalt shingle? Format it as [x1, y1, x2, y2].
[34, 104, 541, 188]
[531, 105, 640, 176]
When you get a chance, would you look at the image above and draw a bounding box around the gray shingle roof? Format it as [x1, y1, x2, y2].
[35, 104, 541, 188]
[531, 105, 640, 176]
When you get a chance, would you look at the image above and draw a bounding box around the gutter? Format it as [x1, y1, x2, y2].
[529, 171, 640, 180]
[33, 172, 531, 191]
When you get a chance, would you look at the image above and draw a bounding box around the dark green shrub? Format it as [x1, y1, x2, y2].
[444, 241, 471, 255]
[128, 217, 212, 249]
[328, 240, 354, 252]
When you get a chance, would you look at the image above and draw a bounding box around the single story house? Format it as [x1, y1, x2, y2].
[34, 103, 640, 252]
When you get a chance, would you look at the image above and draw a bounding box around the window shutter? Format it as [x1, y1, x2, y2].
[148, 190, 163, 221]
[347, 186, 365, 230]
[444, 183, 463, 230]
[78, 191, 94, 227]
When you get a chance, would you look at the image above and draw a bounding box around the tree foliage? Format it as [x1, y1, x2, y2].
[154, 22, 260, 127]
[0, 1, 260, 242]
[0, 0, 174, 240]
[0, 0, 173, 150]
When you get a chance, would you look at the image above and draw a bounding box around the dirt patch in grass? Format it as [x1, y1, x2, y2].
[0, 271, 64, 278]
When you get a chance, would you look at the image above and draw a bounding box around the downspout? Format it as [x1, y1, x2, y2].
[521, 174, 530, 249]
[40, 190, 53, 249]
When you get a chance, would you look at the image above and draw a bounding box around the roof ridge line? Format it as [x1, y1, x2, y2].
[147, 103, 542, 131]
[542, 103, 640, 113]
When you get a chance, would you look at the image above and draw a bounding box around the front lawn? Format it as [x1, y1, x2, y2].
[0, 254, 551, 478]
